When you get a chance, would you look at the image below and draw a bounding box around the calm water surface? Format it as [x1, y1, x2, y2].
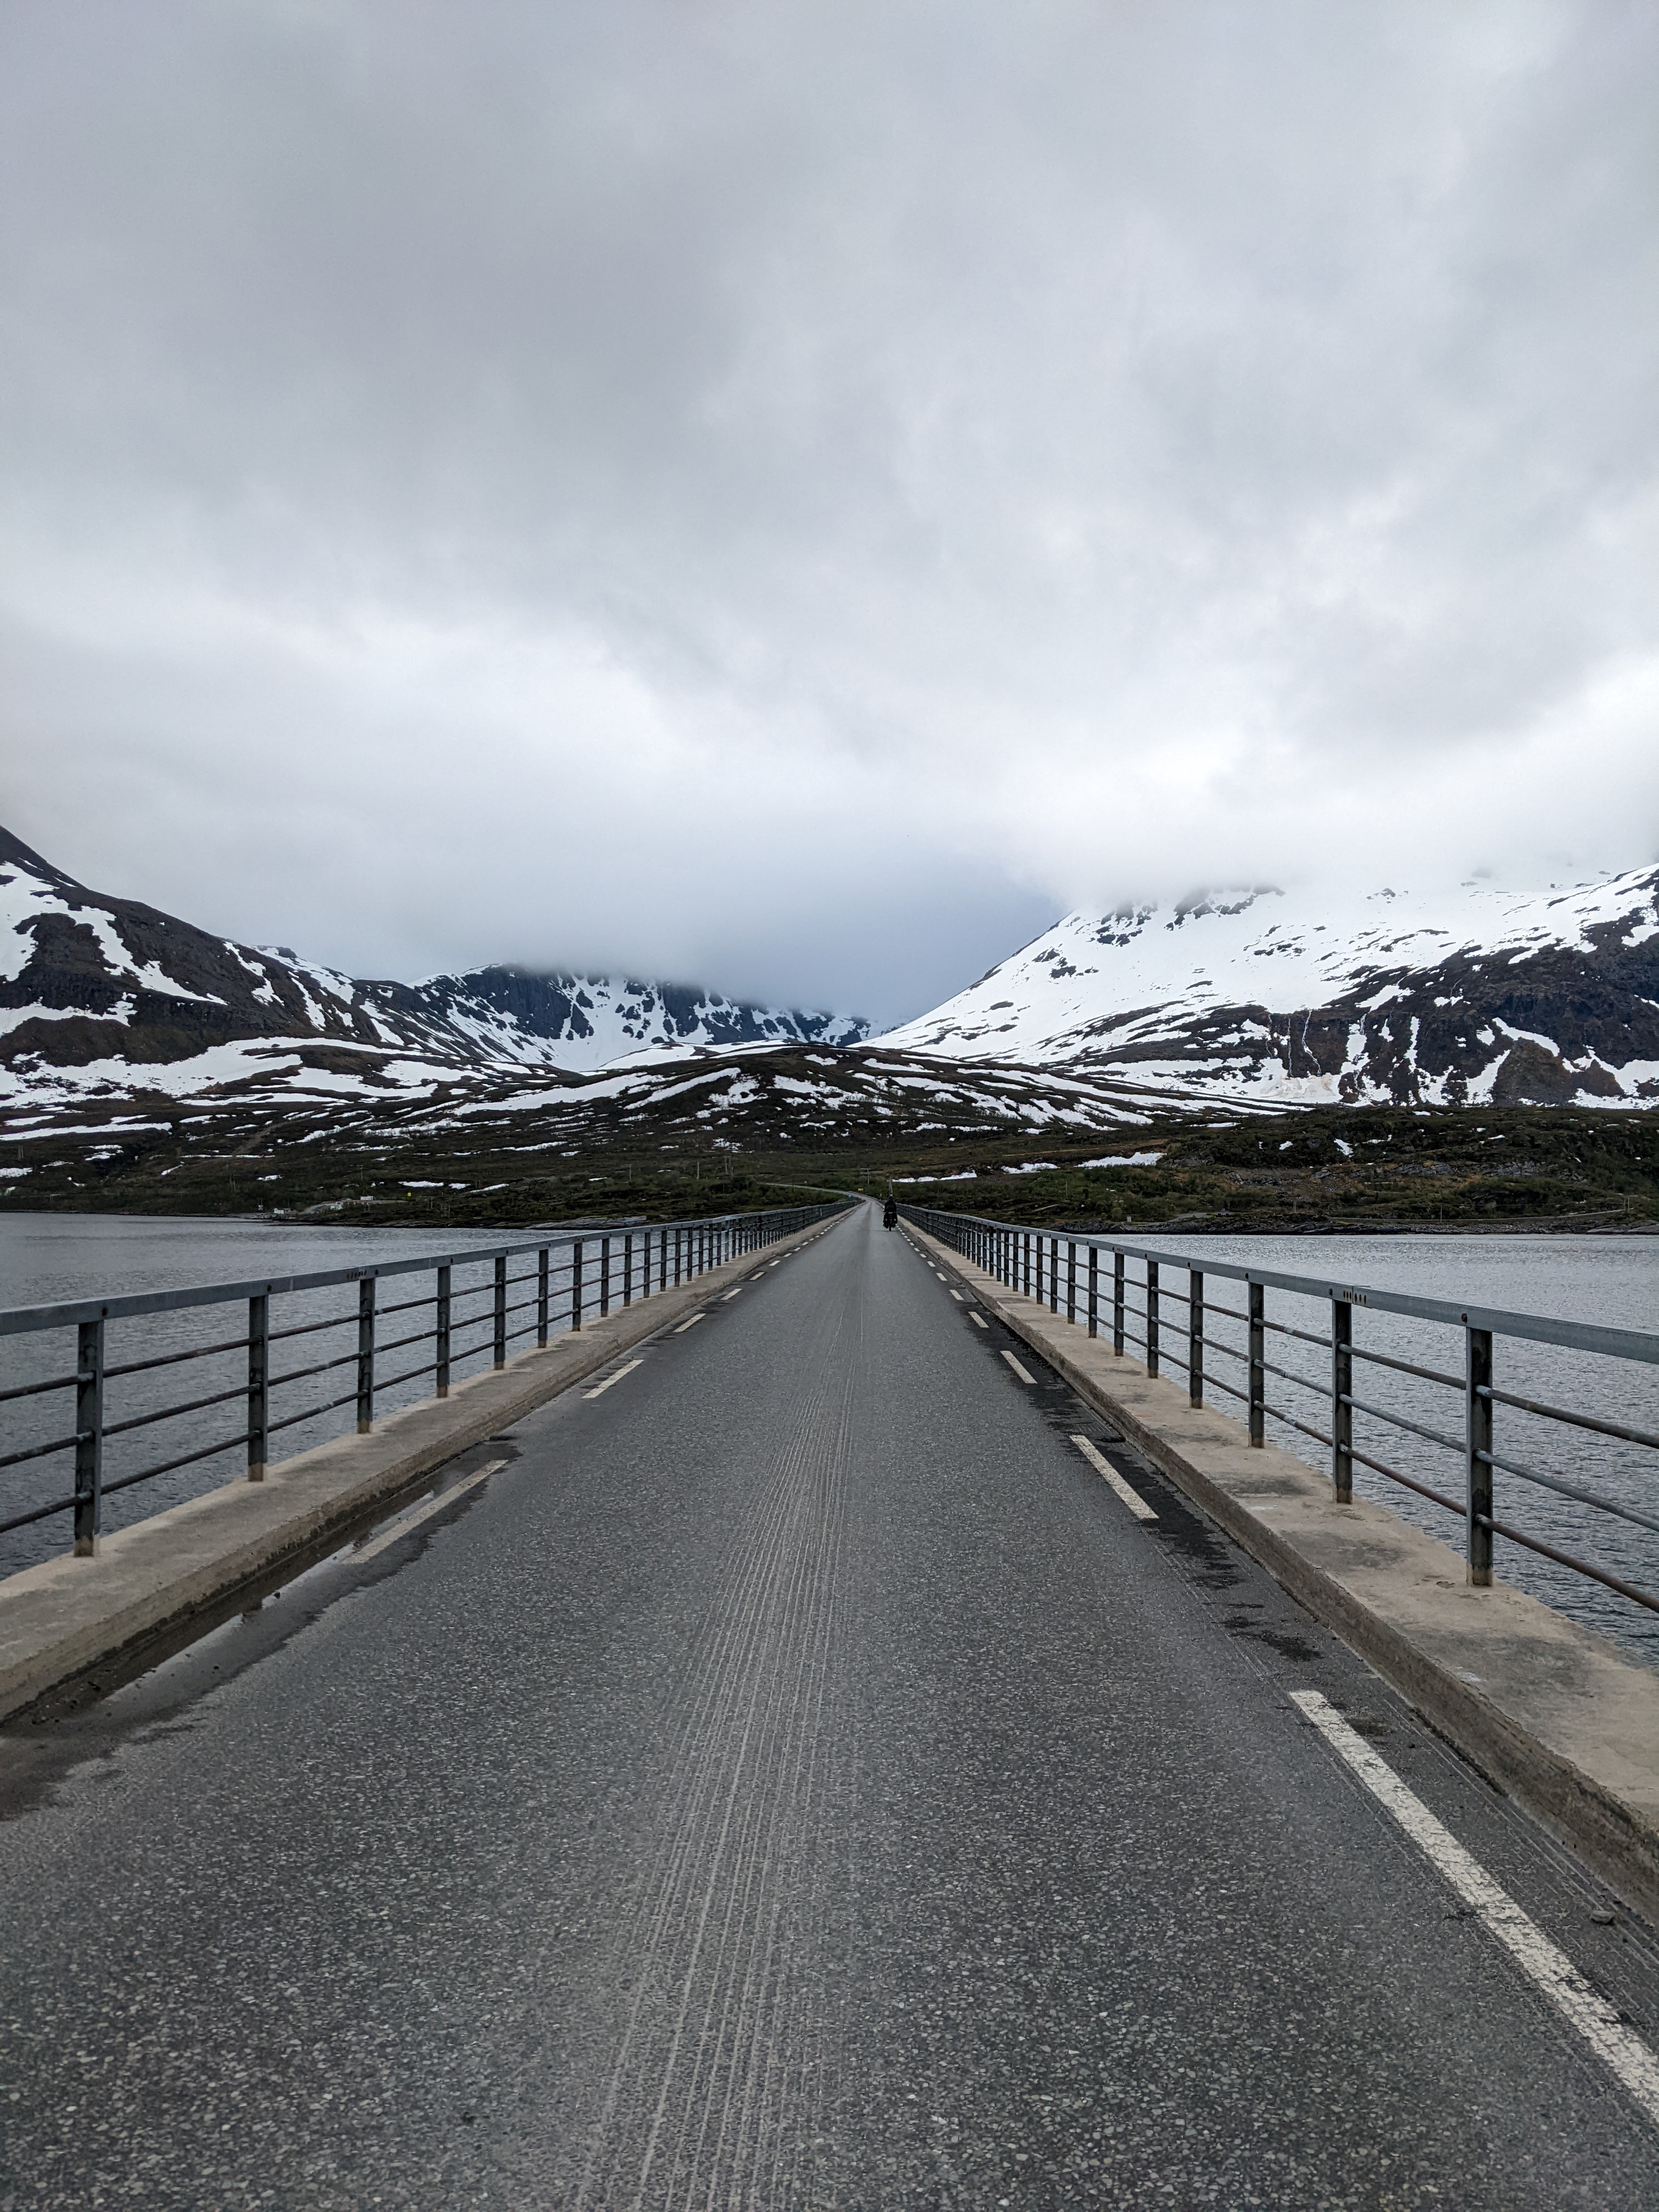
[0, 1213, 573, 1578]
[1107, 1232, 1659, 1663]
[2, 1215, 1657, 1666]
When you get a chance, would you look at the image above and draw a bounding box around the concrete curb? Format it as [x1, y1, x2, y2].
[0, 1217, 838, 1724]
[909, 1222, 1659, 1924]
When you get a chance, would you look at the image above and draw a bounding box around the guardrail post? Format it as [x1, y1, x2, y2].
[493, 1256, 507, 1367]
[1467, 1326, 1493, 1586]
[1189, 1270, 1204, 1408]
[1331, 1299, 1353, 1502]
[537, 1248, 550, 1345]
[357, 1278, 376, 1432]
[437, 1264, 452, 1396]
[623, 1232, 633, 1307]
[247, 1294, 269, 1479]
[572, 1240, 584, 1331]
[1066, 1240, 1076, 1325]
[1248, 1281, 1264, 1446]
[1113, 1251, 1125, 1355]
[74, 1315, 105, 1555]
[1049, 1236, 1060, 1314]
[600, 1236, 611, 1318]
[1087, 1244, 1098, 1338]
[1146, 1260, 1160, 1378]
[1023, 1232, 1032, 1298]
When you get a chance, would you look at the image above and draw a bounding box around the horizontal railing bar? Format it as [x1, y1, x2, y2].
[1482, 1387, 1659, 1455]
[0, 1489, 79, 1536]
[1200, 1301, 1249, 1324]
[268, 1311, 358, 1346]
[268, 1350, 361, 1392]
[1262, 1317, 1333, 1352]
[375, 1325, 435, 1358]
[103, 1332, 251, 1381]
[915, 1210, 1659, 1365]
[1203, 1337, 1249, 1366]
[266, 1388, 362, 1438]
[1206, 1373, 1252, 1407]
[1481, 1514, 1659, 1617]
[0, 1211, 783, 1336]
[373, 1358, 439, 1395]
[109, 1429, 249, 1493]
[1348, 1342, 1463, 1392]
[1260, 1358, 1329, 1401]
[1350, 1445, 1465, 1517]
[1263, 1404, 1335, 1451]
[1474, 1449, 1659, 1539]
[0, 1370, 79, 1406]
[1342, 1393, 1465, 1459]
[100, 1379, 250, 1440]
[0, 1430, 78, 1473]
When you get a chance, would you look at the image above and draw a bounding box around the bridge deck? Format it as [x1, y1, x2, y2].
[3, 1206, 1658, 2205]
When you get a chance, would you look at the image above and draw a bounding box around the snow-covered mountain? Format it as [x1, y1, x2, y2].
[0, 823, 867, 1108]
[876, 872, 1659, 1110]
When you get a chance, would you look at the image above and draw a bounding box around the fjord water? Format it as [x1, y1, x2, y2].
[1143, 1232, 1659, 1662]
[0, 1213, 538, 1579]
[2, 1214, 1657, 1665]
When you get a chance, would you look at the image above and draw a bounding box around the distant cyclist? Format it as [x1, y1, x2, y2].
[882, 1196, 899, 1229]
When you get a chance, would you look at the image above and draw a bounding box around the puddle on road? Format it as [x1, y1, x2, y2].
[0, 1440, 520, 1824]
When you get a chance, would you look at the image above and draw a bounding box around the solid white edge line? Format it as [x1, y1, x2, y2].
[673, 1313, 706, 1332]
[1001, 1349, 1037, 1385]
[969, 1313, 989, 1329]
[1290, 1689, 1659, 2126]
[583, 1357, 643, 1400]
[1071, 1434, 1157, 1521]
[354, 1458, 507, 1564]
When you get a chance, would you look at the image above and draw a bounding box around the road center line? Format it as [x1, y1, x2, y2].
[354, 1459, 506, 1565]
[1070, 1434, 1157, 1521]
[969, 1312, 989, 1329]
[1290, 1689, 1659, 2126]
[1001, 1350, 1037, 1385]
[584, 1358, 643, 1399]
[674, 1313, 706, 1333]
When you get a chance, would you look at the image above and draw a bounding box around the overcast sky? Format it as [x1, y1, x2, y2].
[2, 2, 1655, 1026]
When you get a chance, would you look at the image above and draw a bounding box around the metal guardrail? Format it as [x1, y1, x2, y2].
[902, 1204, 1659, 1618]
[0, 1201, 849, 1560]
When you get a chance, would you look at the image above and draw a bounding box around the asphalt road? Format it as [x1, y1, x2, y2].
[4, 1203, 1659, 2208]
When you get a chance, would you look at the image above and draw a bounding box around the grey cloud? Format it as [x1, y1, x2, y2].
[1, 1, 1654, 1028]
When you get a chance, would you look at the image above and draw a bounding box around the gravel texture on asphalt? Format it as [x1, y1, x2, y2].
[3, 1206, 1659, 2207]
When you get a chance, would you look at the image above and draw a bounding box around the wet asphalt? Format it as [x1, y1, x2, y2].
[3, 1204, 1659, 2208]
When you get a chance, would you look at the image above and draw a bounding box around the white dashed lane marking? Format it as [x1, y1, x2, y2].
[354, 1459, 506, 1565]
[1071, 1434, 1156, 1521]
[969, 1313, 989, 1330]
[1291, 1689, 1659, 2128]
[674, 1314, 706, 1334]
[948, 1290, 963, 1302]
[1001, 1350, 1037, 1385]
[584, 1358, 643, 1401]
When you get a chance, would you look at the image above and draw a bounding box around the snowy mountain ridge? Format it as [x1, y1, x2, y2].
[0, 823, 867, 1109]
[877, 870, 1659, 1109]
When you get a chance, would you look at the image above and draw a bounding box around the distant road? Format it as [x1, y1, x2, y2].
[4, 1205, 1658, 2206]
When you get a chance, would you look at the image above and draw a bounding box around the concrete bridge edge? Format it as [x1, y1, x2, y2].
[908, 1221, 1659, 1928]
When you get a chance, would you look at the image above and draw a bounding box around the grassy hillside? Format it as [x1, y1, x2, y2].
[2, 1090, 1655, 1237]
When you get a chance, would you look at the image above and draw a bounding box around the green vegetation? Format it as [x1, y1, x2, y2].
[868, 1108, 1659, 1232]
[3, 1101, 1656, 1237]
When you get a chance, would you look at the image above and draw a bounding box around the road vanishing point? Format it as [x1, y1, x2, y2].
[4, 1205, 1659, 2207]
